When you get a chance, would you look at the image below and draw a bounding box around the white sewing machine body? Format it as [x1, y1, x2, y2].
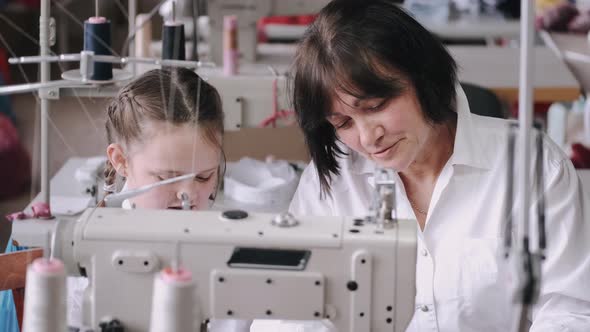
[56, 207, 417, 332]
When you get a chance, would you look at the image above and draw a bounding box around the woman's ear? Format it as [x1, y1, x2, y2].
[106, 143, 128, 177]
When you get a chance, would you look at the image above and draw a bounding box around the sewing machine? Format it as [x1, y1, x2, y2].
[49, 207, 417, 332]
[10, 167, 417, 331]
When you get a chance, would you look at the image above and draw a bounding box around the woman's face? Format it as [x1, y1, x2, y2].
[111, 122, 221, 210]
[326, 86, 433, 171]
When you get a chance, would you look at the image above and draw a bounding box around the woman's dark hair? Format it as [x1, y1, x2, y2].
[292, 0, 457, 196]
[104, 67, 224, 193]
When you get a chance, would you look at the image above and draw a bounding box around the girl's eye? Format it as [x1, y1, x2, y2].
[155, 173, 175, 181]
[195, 174, 213, 182]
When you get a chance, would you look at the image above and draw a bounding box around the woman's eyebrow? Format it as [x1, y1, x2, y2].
[330, 96, 382, 113]
[327, 98, 382, 118]
[342, 96, 362, 108]
[357, 96, 385, 105]
[326, 111, 343, 118]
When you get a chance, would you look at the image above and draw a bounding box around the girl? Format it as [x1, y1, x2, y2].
[103, 67, 224, 210]
[70, 68, 251, 332]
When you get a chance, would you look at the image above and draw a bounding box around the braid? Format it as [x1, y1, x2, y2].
[103, 159, 117, 194]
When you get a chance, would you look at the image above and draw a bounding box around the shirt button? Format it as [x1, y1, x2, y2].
[420, 305, 429, 312]
[421, 249, 428, 257]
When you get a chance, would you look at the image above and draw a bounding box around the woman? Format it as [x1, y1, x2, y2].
[289, 0, 590, 330]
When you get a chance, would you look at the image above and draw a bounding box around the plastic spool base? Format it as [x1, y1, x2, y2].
[61, 68, 133, 84]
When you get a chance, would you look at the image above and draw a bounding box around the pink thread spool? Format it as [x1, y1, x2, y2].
[223, 15, 239, 76]
[88, 16, 107, 24]
[22, 258, 67, 332]
[149, 267, 197, 332]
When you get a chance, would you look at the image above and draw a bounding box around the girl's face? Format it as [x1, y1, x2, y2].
[109, 122, 221, 210]
[326, 86, 433, 171]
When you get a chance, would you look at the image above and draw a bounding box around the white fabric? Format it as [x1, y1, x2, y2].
[224, 157, 298, 207]
[283, 87, 590, 331]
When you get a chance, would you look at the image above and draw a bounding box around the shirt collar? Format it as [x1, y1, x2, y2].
[451, 85, 493, 170]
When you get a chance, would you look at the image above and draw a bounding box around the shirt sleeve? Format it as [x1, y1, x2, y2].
[288, 162, 333, 216]
[530, 159, 590, 331]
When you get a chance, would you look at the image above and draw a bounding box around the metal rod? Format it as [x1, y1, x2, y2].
[512, 1, 536, 330]
[504, 123, 517, 258]
[9, 53, 81, 64]
[172, 241, 180, 274]
[172, 0, 176, 23]
[91, 54, 214, 68]
[9, 53, 215, 69]
[518, 0, 534, 252]
[95, 0, 99, 18]
[192, 0, 199, 61]
[44, 230, 50, 260]
[0, 80, 84, 95]
[104, 172, 196, 207]
[512, 303, 529, 332]
[536, 130, 546, 252]
[40, 0, 51, 206]
[128, 0, 137, 76]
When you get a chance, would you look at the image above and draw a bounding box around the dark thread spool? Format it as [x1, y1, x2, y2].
[162, 23, 186, 61]
[83, 17, 113, 81]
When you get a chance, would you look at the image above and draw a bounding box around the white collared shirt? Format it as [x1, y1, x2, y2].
[286, 87, 590, 331]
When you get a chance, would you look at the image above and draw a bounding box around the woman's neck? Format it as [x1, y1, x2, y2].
[401, 118, 457, 184]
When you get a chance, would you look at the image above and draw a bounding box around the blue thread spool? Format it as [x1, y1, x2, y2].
[84, 17, 113, 81]
[162, 23, 186, 60]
